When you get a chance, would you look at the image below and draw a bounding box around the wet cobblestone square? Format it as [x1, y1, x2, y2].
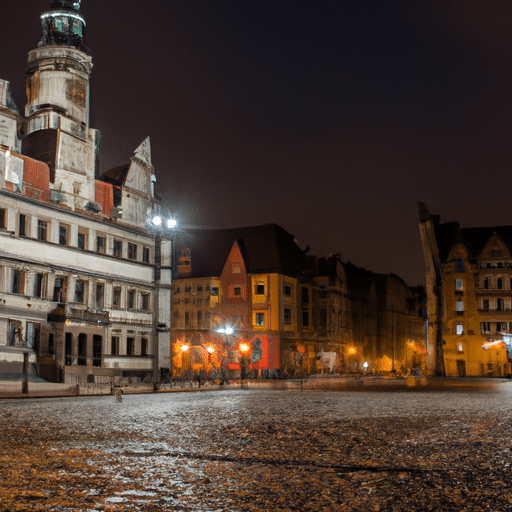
[1, 384, 512, 511]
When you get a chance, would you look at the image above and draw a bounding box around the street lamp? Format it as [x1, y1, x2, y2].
[239, 342, 250, 380]
[147, 212, 178, 385]
[216, 326, 235, 383]
[206, 345, 215, 377]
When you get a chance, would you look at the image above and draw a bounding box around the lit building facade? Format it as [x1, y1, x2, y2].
[0, 0, 172, 384]
[419, 204, 511, 377]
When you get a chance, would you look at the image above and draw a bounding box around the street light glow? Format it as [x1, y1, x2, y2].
[166, 218, 177, 229]
[181, 343, 190, 353]
[206, 346, 215, 354]
[239, 342, 250, 354]
[151, 215, 162, 226]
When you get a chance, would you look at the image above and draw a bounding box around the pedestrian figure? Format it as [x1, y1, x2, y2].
[114, 387, 123, 402]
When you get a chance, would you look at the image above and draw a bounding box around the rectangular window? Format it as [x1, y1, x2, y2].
[482, 299, 489, 311]
[78, 333, 87, 365]
[59, 225, 68, 245]
[456, 300, 464, 312]
[11, 269, 23, 294]
[128, 289, 136, 309]
[456, 324, 463, 335]
[37, 220, 48, 241]
[141, 338, 148, 356]
[483, 278, 490, 290]
[48, 333, 55, 355]
[143, 246, 150, 263]
[197, 310, 203, 327]
[33, 273, 44, 298]
[26, 322, 40, 351]
[211, 287, 219, 296]
[127, 337, 135, 356]
[302, 310, 310, 327]
[96, 236, 106, 253]
[455, 279, 463, 291]
[95, 283, 104, 308]
[301, 286, 309, 304]
[65, 332, 73, 366]
[128, 243, 137, 260]
[185, 311, 190, 327]
[284, 308, 292, 325]
[284, 284, 292, 296]
[111, 336, 119, 355]
[256, 312, 265, 326]
[255, 283, 265, 295]
[0, 208, 6, 229]
[74, 280, 85, 303]
[77, 232, 86, 250]
[19, 214, 26, 236]
[53, 277, 65, 302]
[491, 249, 502, 258]
[233, 286, 241, 296]
[497, 298, 505, 311]
[141, 293, 150, 310]
[113, 287, 122, 307]
[455, 258, 464, 272]
[113, 239, 122, 257]
[7, 321, 16, 346]
[496, 322, 504, 332]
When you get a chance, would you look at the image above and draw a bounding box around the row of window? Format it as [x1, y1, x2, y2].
[0, 208, 152, 263]
[454, 321, 512, 336]
[4, 267, 151, 310]
[481, 277, 512, 290]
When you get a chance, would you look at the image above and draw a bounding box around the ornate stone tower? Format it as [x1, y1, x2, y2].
[23, 0, 100, 210]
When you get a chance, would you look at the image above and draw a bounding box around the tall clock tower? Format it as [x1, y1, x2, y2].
[23, 0, 100, 209]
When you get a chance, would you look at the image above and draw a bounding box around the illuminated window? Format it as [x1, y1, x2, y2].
[455, 258, 464, 272]
[458, 342, 464, 352]
[455, 279, 463, 291]
[232, 264, 241, 274]
[256, 313, 265, 326]
[456, 324, 463, 335]
[456, 300, 464, 312]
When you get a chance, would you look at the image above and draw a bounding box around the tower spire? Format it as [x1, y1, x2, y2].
[40, 0, 85, 48]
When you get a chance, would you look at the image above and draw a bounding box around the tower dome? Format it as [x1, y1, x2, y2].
[40, 0, 85, 48]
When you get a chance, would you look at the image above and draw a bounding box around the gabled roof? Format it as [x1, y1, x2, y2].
[99, 163, 130, 187]
[434, 222, 512, 262]
[174, 224, 307, 278]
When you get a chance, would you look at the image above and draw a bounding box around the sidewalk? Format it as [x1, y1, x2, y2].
[0, 379, 79, 399]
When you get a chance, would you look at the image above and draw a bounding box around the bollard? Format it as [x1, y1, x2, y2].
[22, 352, 29, 394]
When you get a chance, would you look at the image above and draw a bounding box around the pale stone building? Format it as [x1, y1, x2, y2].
[0, 0, 173, 384]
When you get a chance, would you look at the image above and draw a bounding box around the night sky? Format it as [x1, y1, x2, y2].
[3, 0, 512, 286]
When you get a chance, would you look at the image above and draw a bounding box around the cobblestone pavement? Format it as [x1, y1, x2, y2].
[1, 383, 512, 511]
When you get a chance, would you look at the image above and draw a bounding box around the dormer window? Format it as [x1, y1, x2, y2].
[491, 248, 502, 258]
[455, 258, 464, 273]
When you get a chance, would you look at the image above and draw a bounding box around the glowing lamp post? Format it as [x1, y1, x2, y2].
[148, 212, 178, 384]
[181, 343, 190, 377]
[206, 345, 215, 377]
[239, 342, 250, 379]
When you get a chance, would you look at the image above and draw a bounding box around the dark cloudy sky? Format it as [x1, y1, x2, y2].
[3, 0, 512, 285]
